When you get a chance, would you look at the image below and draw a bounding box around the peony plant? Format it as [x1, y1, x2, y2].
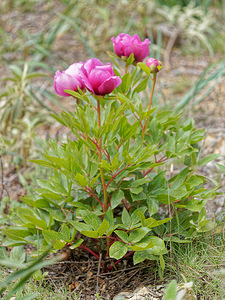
[4, 33, 218, 271]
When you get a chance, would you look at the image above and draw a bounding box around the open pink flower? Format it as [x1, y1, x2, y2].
[111, 33, 151, 63]
[54, 62, 84, 97]
[146, 58, 162, 73]
[81, 58, 122, 96]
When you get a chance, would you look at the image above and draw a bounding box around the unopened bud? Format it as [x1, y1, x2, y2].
[146, 58, 162, 73]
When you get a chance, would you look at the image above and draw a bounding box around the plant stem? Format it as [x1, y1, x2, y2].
[142, 73, 157, 136]
[84, 186, 103, 208]
[79, 244, 100, 260]
[96, 98, 112, 258]
[125, 64, 128, 74]
[96, 97, 108, 213]
[106, 164, 131, 188]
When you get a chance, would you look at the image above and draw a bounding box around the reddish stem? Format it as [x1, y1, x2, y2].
[106, 164, 131, 188]
[103, 149, 111, 162]
[122, 199, 131, 211]
[87, 136, 99, 149]
[84, 187, 103, 208]
[143, 167, 154, 177]
[143, 156, 168, 177]
[116, 139, 124, 152]
[81, 133, 99, 150]
[79, 244, 100, 260]
[133, 113, 144, 130]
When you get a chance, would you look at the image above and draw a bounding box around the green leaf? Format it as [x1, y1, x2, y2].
[10, 246, 26, 264]
[101, 160, 112, 171]
[146, 197, 159, 216]
[169, 167, 189, 190]
[216, 163, 225, 173]
[26, 72, 47, 80]
[75, 173, 88, 186]
[186, 175, 205, 188]
[146, 236, 167, 255]
[70, 239, 84, 249]
[133, 251, 147, 264]
[81, 230, 99, 238]
[4, 229, 29, 241]
[159, 254, 165, 271]
[42, 230, 66, 249]
[137, 62, 151, 76]
[83, 213, 102, 231]
[118, 94, 135, 113]
[53, 240, 66, 250]
[23, 215, 47, 229]
[126, 53, 135, 65]
[133, 77, 149, 94]
[198, 220, 215, 232]
[198, 207, 206, 224]
[131, 192, 146, 201]
[120, 73, 131, 93]
[130, 178, 149, 187]
[131, 187, 143, 194]
[111, 190, 124, 209]
[198, 154, 220, 166]
[145, 217, 171, 228]
[129, 228, 150, 244]
[30, 159, 54, 168]
[129, 238, 154, 251]
[109, 241, 128, 259]
[114, 230, 129, 243]
[122, 208, 132, 227]
[97, 219, 109, 236]
[163, 280, 177, 300]
[60, 225, 71, 242]
[133, 251, 157, 265]
[186, 199, 207, 212]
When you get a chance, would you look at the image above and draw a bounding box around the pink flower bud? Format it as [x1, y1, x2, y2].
[111, 33, 151, 63]
[146, 58, 162, 73]
[54, 62, 84, 97]
[81, 58, 122, 96]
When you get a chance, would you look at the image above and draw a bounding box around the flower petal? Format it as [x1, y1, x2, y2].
[65, 62, 83, 76]
[97, 76, 122, 96]
[133, 43, 150, 62]
[54, 71, 81, 97]
[83, 58, 104, 75]
[89, 68, 111, 92]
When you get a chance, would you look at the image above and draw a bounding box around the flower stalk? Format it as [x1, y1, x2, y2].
[142, 73, 157, 136]
[97, 97, 108, 213]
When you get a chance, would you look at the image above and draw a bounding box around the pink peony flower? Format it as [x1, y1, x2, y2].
[54, 62, 84, 97]
[81, 58, 122, 96]
[146, 58, 162, 73]
[111, 33, 151, 63]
